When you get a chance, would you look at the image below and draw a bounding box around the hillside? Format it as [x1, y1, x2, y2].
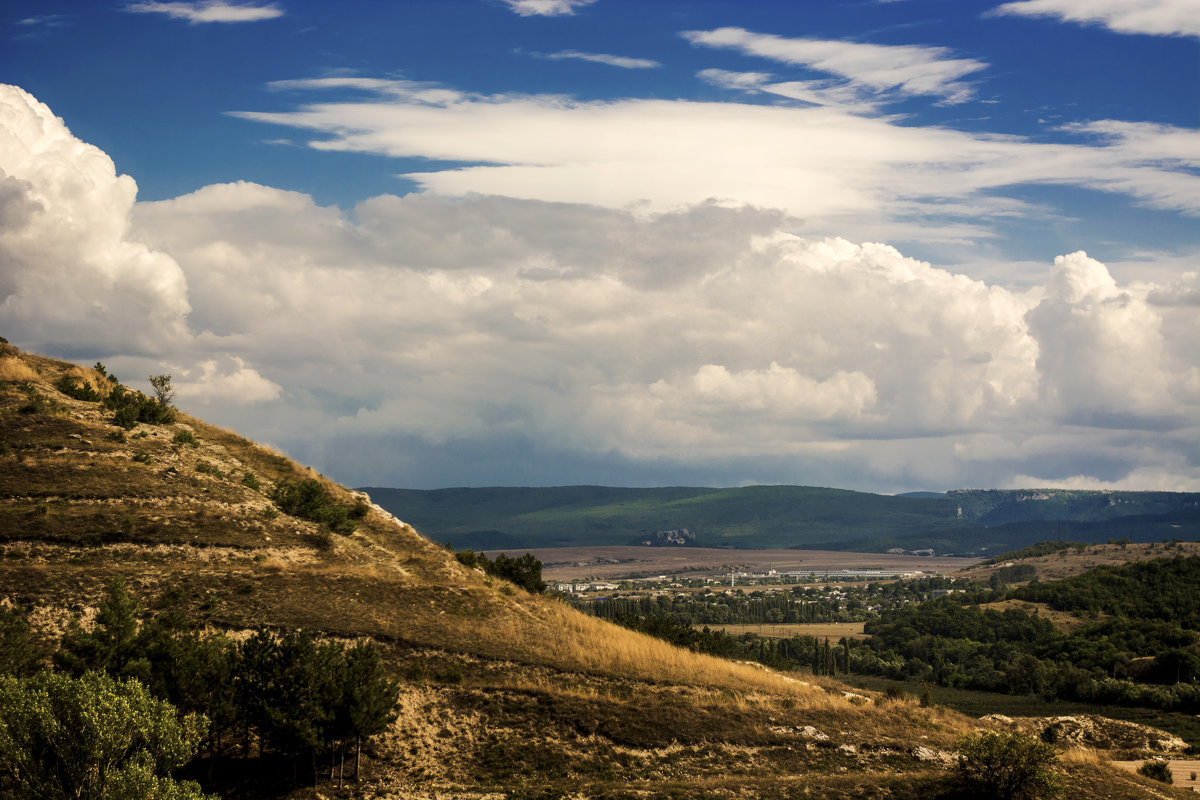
[363, 485, 985, 552]
[364, 485, 1199, 555]
[0, 344, 1187, 799]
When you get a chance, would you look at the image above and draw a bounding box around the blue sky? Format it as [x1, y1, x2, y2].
[1, 0, 1198, 494]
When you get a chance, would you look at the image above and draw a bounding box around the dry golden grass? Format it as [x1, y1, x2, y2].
[0, 356, 39, 382]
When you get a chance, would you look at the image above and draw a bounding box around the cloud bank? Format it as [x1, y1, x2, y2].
[2, 84, 1197, 491]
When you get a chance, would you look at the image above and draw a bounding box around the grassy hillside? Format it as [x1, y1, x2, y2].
[0, 343, 1184, 799]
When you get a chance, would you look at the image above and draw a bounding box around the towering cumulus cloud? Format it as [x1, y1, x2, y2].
[1, 85, 1196, 490]
[0, 85, 190, 355]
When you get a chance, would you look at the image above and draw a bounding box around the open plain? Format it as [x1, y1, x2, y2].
[490, 545, 981, 582]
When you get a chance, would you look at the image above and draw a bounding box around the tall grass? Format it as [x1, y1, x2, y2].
[0, 357, 39, 383]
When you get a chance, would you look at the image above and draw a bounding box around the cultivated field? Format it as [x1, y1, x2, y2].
[1113, 759, 1200, 791]
[699, 621, 869, 640]
[488, 545, 981, 581]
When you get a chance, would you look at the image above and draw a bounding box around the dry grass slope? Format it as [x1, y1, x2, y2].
[0, 343, 1186, 799]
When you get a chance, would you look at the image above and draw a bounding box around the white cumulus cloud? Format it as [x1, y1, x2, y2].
[3, 85, 1197, 491]
[0, 84, 191, 355]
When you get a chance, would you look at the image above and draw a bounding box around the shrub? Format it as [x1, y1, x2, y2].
[241, 472, 262, 491]
[454, 549, 546, 593]
[54, 374, 102, 402]
[0, 671, 214, 800]
[1138, 760, 1173, 784]
[172, 430, 199, 448]
[104, 384, 175, 429]
[272, 478, 357, 535]
[956, 730, 1062, 799]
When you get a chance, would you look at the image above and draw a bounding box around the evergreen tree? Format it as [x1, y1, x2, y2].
[55, 578, 149, 681]
[0, 605, 42, 677]
[336, 641, 400, 782]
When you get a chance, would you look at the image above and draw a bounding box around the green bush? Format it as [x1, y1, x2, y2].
[241, 472, 262, 491]
[956, 730, 1062, 799]
[104, 384, 176, 429]
[1138, 760, 1173, 783]
[454, 549, 546, 593]
[54, 374, 102, 402]
[172, 430, 199, 448]
[0, 671, 214, 800]
[272, 478, 357, 535]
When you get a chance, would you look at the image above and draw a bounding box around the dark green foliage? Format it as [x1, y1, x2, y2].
[241, 472, 261, 491]
[0, 605, 42, 677]
[0, 670, 213, 800]
[990, 564, 1037, 585]
[55, 578, 149, 681]
[172, 430, 199, 448]
[956, 730, 1062, 799]
[1137, 760, 1173, 783]
[54, 374, 102, 402]
[1014, 555, 1200, 629]
[455, 549, 546, 593]
[272, 478, 357, 535]
[50, 581, 399, 789]
[104, 384, 176, 428]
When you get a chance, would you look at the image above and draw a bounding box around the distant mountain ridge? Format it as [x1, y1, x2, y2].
[363, 485, 1200, 555]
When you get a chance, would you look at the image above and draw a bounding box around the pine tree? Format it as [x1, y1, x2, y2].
[55, 577, 149, 681]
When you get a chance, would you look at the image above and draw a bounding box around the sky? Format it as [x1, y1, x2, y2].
[1, 0, 1198, 494]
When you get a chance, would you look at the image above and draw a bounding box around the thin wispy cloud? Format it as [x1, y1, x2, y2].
[501, 0, 596, 17]
[229, 81, 1200, 238]
[544, 50, 661, 69]
[17, 15, 70, 27]
[682, 27, 988, 104]
[125, 1, 283, 24]
[697, 68, 884, 113]
[992, 0, 1200, 38]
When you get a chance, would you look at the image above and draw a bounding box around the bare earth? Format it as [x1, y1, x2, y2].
[488, 546, 981, 581]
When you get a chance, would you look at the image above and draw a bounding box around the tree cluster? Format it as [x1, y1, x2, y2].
[1, 580, 400, 797]
[453, 549, 546, 593]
